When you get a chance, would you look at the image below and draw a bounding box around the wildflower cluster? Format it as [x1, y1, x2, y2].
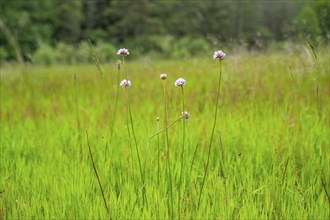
[96, 47, 227, 215]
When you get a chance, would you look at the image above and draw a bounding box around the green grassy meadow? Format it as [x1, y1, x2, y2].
[1, 46, 329, 219]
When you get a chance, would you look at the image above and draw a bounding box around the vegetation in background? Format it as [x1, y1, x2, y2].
[0, 0, 329, 63]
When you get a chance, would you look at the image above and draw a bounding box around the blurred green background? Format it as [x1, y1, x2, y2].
[0, 0, 329, 64]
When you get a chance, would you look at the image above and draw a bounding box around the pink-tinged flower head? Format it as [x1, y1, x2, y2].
[174, 78, 186, 87]
[160, 74, 167, 80]
[120, 79, 132, 87]
[182, 111, 190, 121]
[117, 48, 129, 56]
[213, 50, 226, 60]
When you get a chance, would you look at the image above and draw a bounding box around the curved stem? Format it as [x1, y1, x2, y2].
[86, 129, 109, 214]
[145, 116, 184, 149]
[198, 61, 222, 209]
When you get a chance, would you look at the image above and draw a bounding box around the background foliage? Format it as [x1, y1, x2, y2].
[0, 0, 329, 63]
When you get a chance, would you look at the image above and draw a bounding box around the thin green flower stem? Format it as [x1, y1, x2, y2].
[164, 80, 174, 219]
[198, 60, 222, 209]
[105, 63, 121, 158]
[112, 64, 121, 133]
[178, 86, 185, 218]
[85, 129, 109, 215]
[122, 56, 127, 79]
[124, 89, 137, 197]
[157, 119, 160, 185]
[125, 87, 148, 208]
[145, 116, 184, 147]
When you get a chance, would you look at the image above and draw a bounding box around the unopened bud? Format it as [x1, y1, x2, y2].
[160, 74, 167, 80]
[182, 111, 190, 121]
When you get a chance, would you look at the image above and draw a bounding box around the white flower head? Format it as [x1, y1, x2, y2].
[117, 48, 129, 56]
[213, 50, 226, 60]
[160, 74, 167, 80]
[182, 111, 190, 121]
[174, 78, 186, 87]
[120, 79, 132, 87]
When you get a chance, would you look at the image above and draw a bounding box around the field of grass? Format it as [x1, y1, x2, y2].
[1, 46, 329, 219]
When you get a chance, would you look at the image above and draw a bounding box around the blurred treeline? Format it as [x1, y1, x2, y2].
[0, 0, 329, 64]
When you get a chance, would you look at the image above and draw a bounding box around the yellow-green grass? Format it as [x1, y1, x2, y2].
[1, 47, 329, 219]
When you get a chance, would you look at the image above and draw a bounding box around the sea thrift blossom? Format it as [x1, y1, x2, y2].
[117, 48, 129, 56]
[120, 79, 131, 87]
[213, 50, 226, 60]
[160, 74, 167, 80]
[174, 78, 186, 87]
[182, 111, 190, 121]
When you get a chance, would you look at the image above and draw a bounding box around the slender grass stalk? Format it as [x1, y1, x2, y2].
[190, 142, 200, 175]
[156, 117, 160, 184]
[88, 39, 104, 77]
[321, 175, 330, 206]
[198, 60, 223, 209]
[107, 61, 121, 148]
[218, 133, 225, 179]
[73, 74, 83, 160]
[88, 40, 114, 160]
[85, 129, 109, 214]
[124, 89, 138, 201]
[183, 141, 200, 203]
[163, 79, 174, 218]
[281, 156, 290, 186]
[124, 87, 148, 207]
